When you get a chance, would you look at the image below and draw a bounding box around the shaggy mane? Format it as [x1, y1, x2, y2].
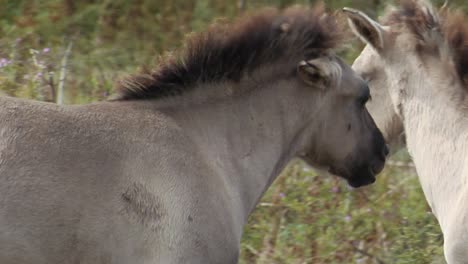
[113, 5, 345, 100]
[383, 0, 468, 87]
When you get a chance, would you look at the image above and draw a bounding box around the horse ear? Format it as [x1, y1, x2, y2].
[343, 7, 386, 51]
[297, 59, 330, 90]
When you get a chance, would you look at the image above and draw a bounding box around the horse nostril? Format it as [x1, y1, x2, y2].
[383, 144, 390, 157]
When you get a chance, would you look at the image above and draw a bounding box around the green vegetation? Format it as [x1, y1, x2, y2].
[241, 156, 445, 263]
[2, 0, 464, 263]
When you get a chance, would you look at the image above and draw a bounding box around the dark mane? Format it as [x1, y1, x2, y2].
[383, 0, 468, 86]
[113, 5, 344, 101]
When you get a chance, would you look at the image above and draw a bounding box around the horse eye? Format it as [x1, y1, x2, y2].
[361, 71, 373, 84]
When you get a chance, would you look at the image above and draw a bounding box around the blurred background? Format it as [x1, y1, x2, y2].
[1, 0, 466, 263]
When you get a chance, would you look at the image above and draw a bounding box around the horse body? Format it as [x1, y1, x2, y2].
[345, 1, 468, 262]
[0, 6, 387, 263]
[403, 91, 468, 264]
[0, 97, 242, 263]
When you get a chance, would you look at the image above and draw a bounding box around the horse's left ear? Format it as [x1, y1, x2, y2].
[343, 7, 386, 51]
[297, 58, 331, 90]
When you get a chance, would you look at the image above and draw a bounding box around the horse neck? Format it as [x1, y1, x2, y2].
[166, 78, 321, 223]
[401, 75, 468, 227]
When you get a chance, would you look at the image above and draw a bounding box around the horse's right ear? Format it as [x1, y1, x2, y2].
[297, 58, 334, 90]
[343, 7, 386, 51]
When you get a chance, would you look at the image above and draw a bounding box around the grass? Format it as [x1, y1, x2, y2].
[240, 153, 444, 263]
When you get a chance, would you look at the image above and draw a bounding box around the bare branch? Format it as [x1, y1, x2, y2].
[43, 64, 56, 102]
[386, 160, 415, 168]
[350, 242, 387, 264]
[441, 0, 449, 12]
[57, 41, 73, 105]
[238, 0, 246, 13]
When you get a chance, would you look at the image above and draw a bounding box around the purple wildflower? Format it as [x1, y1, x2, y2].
[42, 48, 50, 53]
[0, 58, 11, 68]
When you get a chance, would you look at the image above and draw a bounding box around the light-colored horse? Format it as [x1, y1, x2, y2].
[0, 6, 387, 264]
[344, 1, 468, 262]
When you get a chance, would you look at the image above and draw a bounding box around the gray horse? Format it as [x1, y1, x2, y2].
[0, 6, 387, 264]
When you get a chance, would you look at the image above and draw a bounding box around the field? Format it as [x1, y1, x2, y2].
[1, 0, 462, 263]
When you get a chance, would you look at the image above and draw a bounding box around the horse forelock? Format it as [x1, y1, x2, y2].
[113, 4, 346, 101]
[382, 0, 468, 90]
